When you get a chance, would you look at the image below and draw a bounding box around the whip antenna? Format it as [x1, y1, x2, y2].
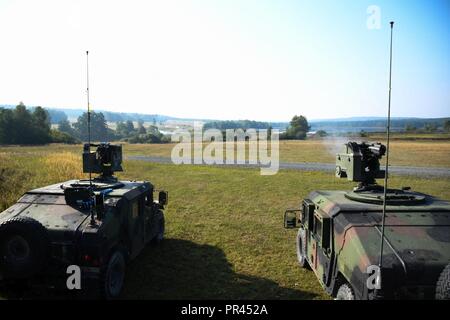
[86, 50, 92, 187]
[377, 21, 394, 293]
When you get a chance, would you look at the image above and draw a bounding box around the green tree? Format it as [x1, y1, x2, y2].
[444, 120, 450, 132]
[125, 120, 135, 135]
[0, 108, 15, 144]
[282, 115, 309, 140]
[50, 129, 79, 144]
[58, 119, 75, 136]
[73, 111, 109, 141]
[405, 123, 416, 132]
[31, 106, 51, 144]
[316, 130, 328, 137]
[0, 103, 51, 144]
[14, 102, 34, 143]
[137, 119, 147, 134]
[115, 121, 127, 137]
[424, 123, 437, 133]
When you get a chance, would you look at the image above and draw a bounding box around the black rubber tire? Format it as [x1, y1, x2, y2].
[296, 227, 309, 268]
[152, 210, 165, 245]
[436, 263, 450, 300]
[100, 250, 126, 299]
[0, 217, 49, 279]
[335, 283, 356, 300]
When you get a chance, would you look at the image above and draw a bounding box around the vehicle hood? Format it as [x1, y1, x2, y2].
[337, 211, 450, 288]
[0, 193, 90, 241]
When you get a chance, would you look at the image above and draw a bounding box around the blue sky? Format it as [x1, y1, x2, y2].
[0, 0, 449, 121]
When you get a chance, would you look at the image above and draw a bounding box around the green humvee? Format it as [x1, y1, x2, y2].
[284, 142, 450, 300]
[0, 143, 168, 298]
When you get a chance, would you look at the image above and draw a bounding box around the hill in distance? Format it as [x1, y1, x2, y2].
[1, 104, 448, 133]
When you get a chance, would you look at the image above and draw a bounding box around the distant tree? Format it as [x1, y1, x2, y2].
[281, 115, 310, 140]
[405, 123, 416, 132]
[204, 120, 271, 131]
[50, 129, 79, 144]
[31, 106, 51, 144]
[14, 102, 34, 143]
[0, 103, 51, 144]
[424, 123, 437, 133]
[115, 121, 127, 138]
[146, 125, 160, 135]
[0, 108, 15, 144]
[137, 119, 146, 134]
[444, 120, 450, 132]
[125, 120, 135, 135]
[125, 124, 167, 144]
[46, 109, 68, 124]
[73, 111, 109, 141]
[316, 130, 328, 137]
[58, 119, 75, 135]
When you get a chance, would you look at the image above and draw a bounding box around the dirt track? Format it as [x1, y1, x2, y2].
[127, 156, 450, 177]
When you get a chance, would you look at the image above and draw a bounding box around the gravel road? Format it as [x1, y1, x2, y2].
[126, 155, 450, 178]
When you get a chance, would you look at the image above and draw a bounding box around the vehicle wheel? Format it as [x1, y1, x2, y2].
[335, 283, 355, 300]
[0, 217, 49, 279]
[152, 210, 165, 244]
[436, 263, 450, 300]
[296, 227, 309, 268]
[0, 279, 29, 299]
[101, 250, 126, 299]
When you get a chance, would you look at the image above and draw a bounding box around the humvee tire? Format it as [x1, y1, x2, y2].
[335, 283, 355, 300]
[152, 210, 165, 244]
[296, 227, 309, 268]
[0, 217, 49, 279]
[436, 263, 450, 300]
[101, 249, 126, 299]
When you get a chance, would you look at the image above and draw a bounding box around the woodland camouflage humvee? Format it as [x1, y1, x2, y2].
[284, 142, 450, 300]
[0, 143, 168, 298]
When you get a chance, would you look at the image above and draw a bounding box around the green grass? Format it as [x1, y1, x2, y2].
[3, 138, 449, 168]
[1, 146, 450, 299]
[367, 132, 450, 141]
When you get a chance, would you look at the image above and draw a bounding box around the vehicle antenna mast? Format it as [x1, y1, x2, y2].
[377, 21, 394, 296]
[86, 50, 92, 187]
[86, 50, 97, 226]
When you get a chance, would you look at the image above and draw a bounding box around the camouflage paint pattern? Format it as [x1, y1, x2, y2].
[298, 189, 450, 299]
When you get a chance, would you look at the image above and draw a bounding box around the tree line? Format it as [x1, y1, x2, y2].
[203, 116, 311, 140]
[0, 103, 54, 144]
[0, 103, 168, 145]
[57, 111, 169, 143]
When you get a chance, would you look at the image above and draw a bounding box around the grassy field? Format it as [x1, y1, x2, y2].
[0, 143, 450, 299]
[2, 138, 450, 168]
[367, 132, 450, 141]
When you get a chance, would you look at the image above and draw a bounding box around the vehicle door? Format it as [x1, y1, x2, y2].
[129, 195, 145, 257]
[143, 191, 155, 243]
[310, 209, 333, 286]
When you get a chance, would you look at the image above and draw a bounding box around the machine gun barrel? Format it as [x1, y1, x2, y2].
[368, 144, 386, 157]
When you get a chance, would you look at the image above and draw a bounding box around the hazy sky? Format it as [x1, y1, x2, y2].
[0, 0, 449, 121]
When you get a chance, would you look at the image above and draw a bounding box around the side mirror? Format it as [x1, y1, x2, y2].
[158, 191, 168, 206]
[284, 209, 301, 229]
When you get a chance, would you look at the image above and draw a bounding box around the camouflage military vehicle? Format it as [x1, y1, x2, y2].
[284, 141, 450, 300]
[0, 143, 168, 298]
